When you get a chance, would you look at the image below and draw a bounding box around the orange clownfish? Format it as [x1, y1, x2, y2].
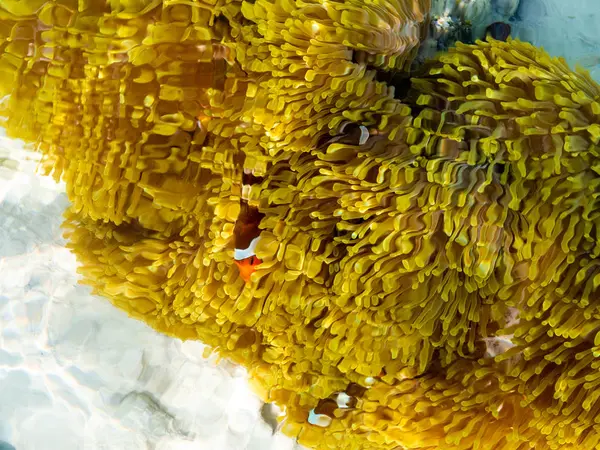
[231, 122, 371, 282]
[233, 171, 264, 283]
[234, 237, 262, 282]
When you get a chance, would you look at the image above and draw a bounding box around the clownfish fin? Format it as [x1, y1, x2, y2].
[234, 255, 262, 282]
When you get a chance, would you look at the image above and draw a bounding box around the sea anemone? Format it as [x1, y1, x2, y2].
[1, 1, 600, 449]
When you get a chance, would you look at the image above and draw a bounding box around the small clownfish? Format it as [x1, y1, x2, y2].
[317, 122, 370, 149]
[233, 122, 371, 283]
[234, 236, 262, 282]
[233, 170, 264, 283]
[234, 256, 262, 283]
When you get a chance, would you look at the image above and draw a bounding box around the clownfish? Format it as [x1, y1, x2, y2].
[234, 237, 262, 282]
[231, 122, 371, 283]
[195, 115, 264, 283]
[233, 170, 264, 283]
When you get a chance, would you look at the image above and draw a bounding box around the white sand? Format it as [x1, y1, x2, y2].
[1, 2, 599, 448]
[0, 134, 300, 450]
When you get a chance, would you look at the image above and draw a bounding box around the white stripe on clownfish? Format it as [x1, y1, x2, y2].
[358, 125, 369, 145]
[482, 335, 515, 358]
[307, 409, 332, 427]
[338, 122, 370, 145]
[241, 183, 252, 202]
[320, 123, 370, 149]
[234, 236, 260, 260]
[335, 392, 352, 409]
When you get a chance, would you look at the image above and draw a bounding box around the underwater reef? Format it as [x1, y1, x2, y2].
[1, 0, 600, 449]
